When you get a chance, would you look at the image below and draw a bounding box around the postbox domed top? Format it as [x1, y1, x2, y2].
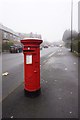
[21, 38, 43, 46]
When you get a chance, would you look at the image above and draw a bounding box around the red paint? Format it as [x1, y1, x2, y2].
[21, 38, 43, 92]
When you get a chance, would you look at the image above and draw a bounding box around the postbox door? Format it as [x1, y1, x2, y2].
[25, 53, 34, 90]
[25, 53, 40, 91]
[33, 53, 40, 90]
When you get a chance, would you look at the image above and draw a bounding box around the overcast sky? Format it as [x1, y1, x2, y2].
[0, 0, 79, 42]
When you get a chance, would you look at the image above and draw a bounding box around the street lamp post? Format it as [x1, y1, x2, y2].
[71, 0, 73, 52]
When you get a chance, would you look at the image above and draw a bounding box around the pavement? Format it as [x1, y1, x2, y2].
[2, 47, 78, 119]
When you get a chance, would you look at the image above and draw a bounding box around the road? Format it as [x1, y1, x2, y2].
[2, 46, 78, 118]
[2, 52, 24, 72]
[2, 47, 58, 72]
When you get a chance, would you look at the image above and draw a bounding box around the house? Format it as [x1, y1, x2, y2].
[0, 24, 20, 43]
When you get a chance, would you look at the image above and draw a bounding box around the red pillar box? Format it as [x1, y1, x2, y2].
[21, 38, 43, 96]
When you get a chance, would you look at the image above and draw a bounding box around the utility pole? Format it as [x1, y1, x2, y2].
[71, 0, 73, 52]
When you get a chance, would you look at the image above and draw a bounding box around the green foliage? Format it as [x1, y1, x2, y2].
[72, 37, 80, 53]
[0, 44, 2, 53]
[2, 41, 14, 52]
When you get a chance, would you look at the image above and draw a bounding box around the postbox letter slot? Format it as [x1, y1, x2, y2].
[24, 50, 34, 52]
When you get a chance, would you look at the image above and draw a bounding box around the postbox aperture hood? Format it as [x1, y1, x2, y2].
[21, 38, 43, 46]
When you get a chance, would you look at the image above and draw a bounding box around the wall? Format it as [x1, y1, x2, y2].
[0, 29, 2, 52]
[78, 1, 80, 33]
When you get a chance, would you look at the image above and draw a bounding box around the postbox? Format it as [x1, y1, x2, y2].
[21, 38, 43, 96]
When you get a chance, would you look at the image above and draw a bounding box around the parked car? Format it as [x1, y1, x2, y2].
[10, 45, 22, 53]
[44, 45, 48, 48]
[40, 46, 43, 50]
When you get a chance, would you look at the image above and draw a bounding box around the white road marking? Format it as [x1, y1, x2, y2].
[48, 52, 56, 57]
[58, 53, 64, 55]
[43, 60, 47, 63]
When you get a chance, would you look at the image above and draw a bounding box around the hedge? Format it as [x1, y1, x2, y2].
[2, 41, 14, 52]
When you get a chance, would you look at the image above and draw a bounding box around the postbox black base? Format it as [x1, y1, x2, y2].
[24, 89, 41, 97]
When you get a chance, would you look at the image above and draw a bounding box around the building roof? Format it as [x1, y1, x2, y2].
[0, 24, 19, 36]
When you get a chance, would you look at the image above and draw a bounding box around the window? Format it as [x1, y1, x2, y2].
[3, 32, 8, 39]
